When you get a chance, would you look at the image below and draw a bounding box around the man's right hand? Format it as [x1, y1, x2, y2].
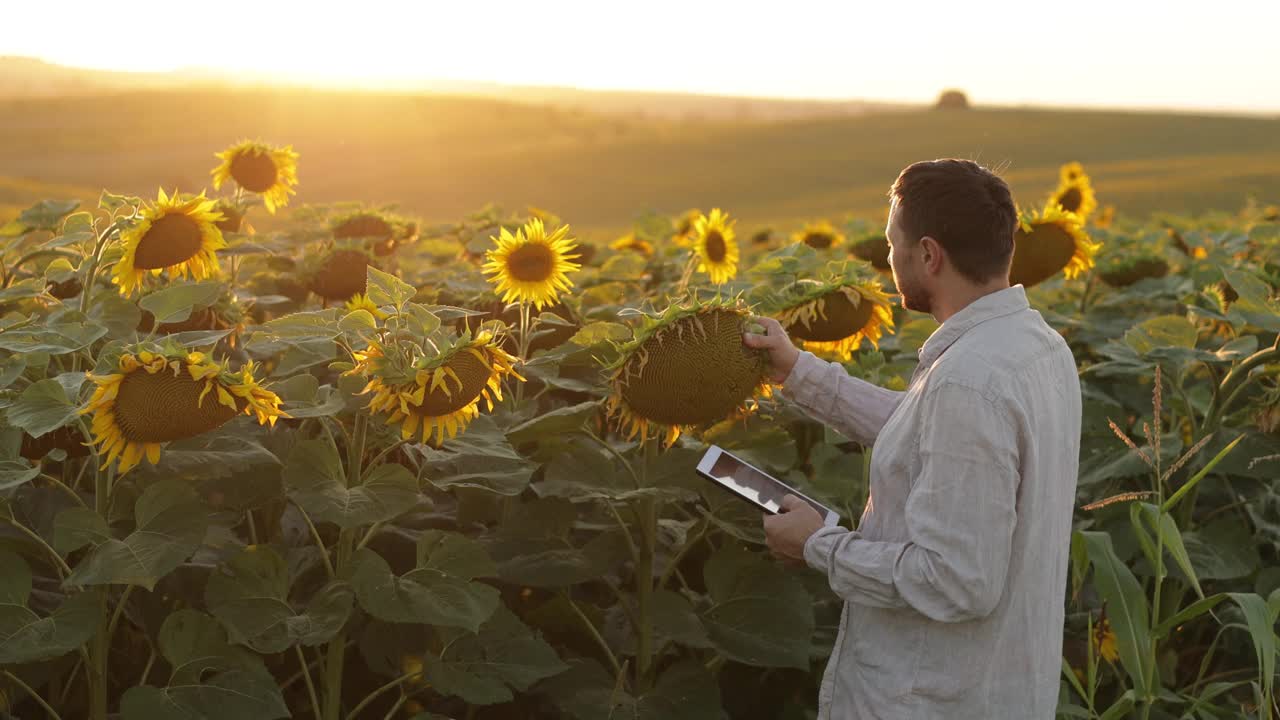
[742, 316, 801, 384]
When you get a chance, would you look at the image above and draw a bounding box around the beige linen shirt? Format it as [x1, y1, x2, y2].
[784, 285, 1081, 720]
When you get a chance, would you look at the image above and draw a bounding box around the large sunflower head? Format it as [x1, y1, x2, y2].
[605, 297, 770, 447]
[1009, 205, 1102, 287]
[351, 332, 524, 445]
[210, 140, 299, 214]
[772, 278, 896, 359]
[692, 208, 739, 285]
[792, 220, 846, 250]
[331, 209, 411, 257]
[481, 218, 581, 310]
[850, 232, 892, 272]
[80, 348, 285, 474]
[111, 189, 225, 296]
[1047, 165, 1098, 220]
[1098, 252, 1170, 288]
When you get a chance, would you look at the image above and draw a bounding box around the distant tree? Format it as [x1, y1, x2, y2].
[935, 89, 970, 110]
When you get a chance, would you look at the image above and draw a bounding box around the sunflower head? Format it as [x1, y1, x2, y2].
[481, 218, 581, 311]
[112, 188, 226, 296]
[1048, 176, 1098, 221]
[1009, 205, 1102, 287]
[671, 209, 702, 246]
[1059, 162, 1086, 184]
[212, 200, 247, 234]
[605, 297, 770, 447]
[610, 233, 655, 258]
[352, 332, 524, 445]
[210, 140, 299, 214]
[792, 220, 846, 250]
[331, 209, 410, 257]
[1098, 253, 1169, 288]
[80, 348, 285, 474]
[691, 209, 739, 285]
[308, 248, 376, 301]
[850, 232, 892, 272]
[345, 292, 388, 320]
[750, 228, 775, 246]
[772, 278, 896, 359]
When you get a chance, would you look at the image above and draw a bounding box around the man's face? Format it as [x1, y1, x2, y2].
[886, 202, 933, 314]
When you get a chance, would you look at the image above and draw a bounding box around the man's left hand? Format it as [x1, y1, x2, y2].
[763, 495, 824, 566]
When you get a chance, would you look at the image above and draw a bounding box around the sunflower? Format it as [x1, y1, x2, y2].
[1093, 613, 1119, 663]
[482, 218, 581, 311]
[210, 140, 299, 214]
[1059, 161, 1086, 184]
[605, 297, 771, 446]
[111, 188, 225, 296]
[850, 233, 891, 271]
[1009, 205, 1102, 287]
[351, 332, 524, 445]
[610, 232, 654, 257]
[671, 209, 702, 247]
[1098, 253, 1169, 288]
[345, 292, 388, 320]
[774, 279, 896, 359]
[691, 209, 739, 285]
[792, 220, 846, 250]
[331, 210, 410, 257]
[308, 248, 375, 301]
[80, 349, 285, 474]
[1047, 168, 1098, 221]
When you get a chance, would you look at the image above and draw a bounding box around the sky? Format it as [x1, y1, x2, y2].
[5, 0, 1280, 112]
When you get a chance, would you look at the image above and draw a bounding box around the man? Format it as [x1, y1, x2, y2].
[743, 159, 1082, 719]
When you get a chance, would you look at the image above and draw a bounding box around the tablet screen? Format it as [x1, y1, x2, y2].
[709, 451, 829, 516]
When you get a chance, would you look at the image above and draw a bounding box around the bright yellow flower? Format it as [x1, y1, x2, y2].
[112, 188, 225, 296]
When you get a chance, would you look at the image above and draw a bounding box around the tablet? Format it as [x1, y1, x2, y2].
[695, 445, 840, 525]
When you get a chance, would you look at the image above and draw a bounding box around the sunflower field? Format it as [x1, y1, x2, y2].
[0, 145, 1278, 720]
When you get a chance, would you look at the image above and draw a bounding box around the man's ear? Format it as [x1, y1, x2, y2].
[919, 236, 945, 274]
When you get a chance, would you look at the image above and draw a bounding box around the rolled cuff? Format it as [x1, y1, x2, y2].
[803, 525, 849, 574]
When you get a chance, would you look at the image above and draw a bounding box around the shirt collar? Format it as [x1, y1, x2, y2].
[917, 285, 1030, 370]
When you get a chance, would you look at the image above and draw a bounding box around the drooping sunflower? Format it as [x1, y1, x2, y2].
[1098, 253, 1169, 288]
[1047, 166, 1098, 221]
[610, 232, 654, 257]
[80, 349, 285, 474]
[481, 218, 581, 311]
[112, 188, 225, 296]
[308, 248, 376, 302]
[605, 298, 771, 446]
[850, 232, 892, 272]
[331, 209, 413, 257]
[210, 140, 299, 214]
[792, 220, 846, 250]
[691, 209, 739, 285]
[773, 279, 896, 359]
[351, 332, 524, 445]
[1009, 205, 1102, 287]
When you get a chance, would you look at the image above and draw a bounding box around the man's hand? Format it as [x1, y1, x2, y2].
[763, 495, 824, 566]
[742, 316, 800, 383]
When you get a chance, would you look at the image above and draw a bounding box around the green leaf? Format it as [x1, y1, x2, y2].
[0, 551, 100, 663]
[0, 460, 40, 491]
[0, 315, 107, 354]
[1097, 690, 1138, 720]
[414, 416, 537, 496]
[64, 480, 209, 590]
[120, 669, 289, 720]
[1182, 518, 1261, 580]
[6, 378, 78, 437]
[339, 309, 377, 333]
[138, 281, 223, 325]
[505, 401, 600, 446]
[424, 606, 567, 705]
[701, 545, 813, 669]
[652, 589, 711, 649]
[285, 438, 422, 529]
[158, 609, 265, 683]
[1153, 593, 1227, 639]
[1082, 530, 1151, 694]
[405, 303, 441, 337]
[1227, 593, 1277, 701]
[569, 321, 631, 346]
[0, 355, 26, 390]
[205, 546, 353, 654]
[255, 309, 343, 341]
[350, 548, 500, 632]
[416, 530, 497, 580]
[366, 266, 416, 310]
[1124, 315, 1197, 355]
[1134, 503, 1203, 599]
[53, 506, 111, 554]
[20, 199, 80, 229]
[540, 658, 723, 720]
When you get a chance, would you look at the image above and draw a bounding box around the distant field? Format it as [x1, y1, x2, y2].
[1, 87, 1278, 238]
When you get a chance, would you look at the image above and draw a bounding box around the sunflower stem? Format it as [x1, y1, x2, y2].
[674, 252, 699, 296]
[3, 670, 64, 720]
[635, 439, 657, 692]
[514, 301, 532, 404]
[323, 528, 355, 720]
[295, 645, 323, 720]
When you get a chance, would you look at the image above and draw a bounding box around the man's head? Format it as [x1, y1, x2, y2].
[886, 159, 1017, 316]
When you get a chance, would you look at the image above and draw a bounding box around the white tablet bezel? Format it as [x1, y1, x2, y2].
[696, 445, 840, 526]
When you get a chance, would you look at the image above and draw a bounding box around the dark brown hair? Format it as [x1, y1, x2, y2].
[888, 159, 1017, 284]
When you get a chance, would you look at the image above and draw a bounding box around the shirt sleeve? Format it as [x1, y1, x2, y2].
[801, 380, 1020, 623]
[781, 351, 905, 446]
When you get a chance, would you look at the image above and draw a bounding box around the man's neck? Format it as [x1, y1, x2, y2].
[931, 281, 1012, 324]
